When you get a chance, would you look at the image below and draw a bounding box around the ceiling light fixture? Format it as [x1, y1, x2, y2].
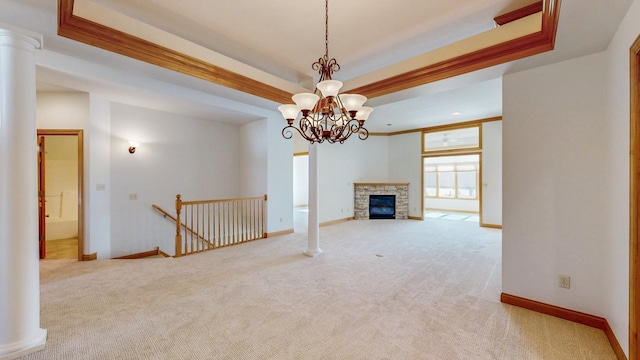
[442, 133, 458, 147]
[278, 0, 372, 144]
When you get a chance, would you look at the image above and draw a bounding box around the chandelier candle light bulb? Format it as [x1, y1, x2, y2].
[277, 105, 300, 125]
[292, 93, 320, 113]
[356, 106, 373, 125]
[315, 80, 342, 98]
[338, 94, 368, 116]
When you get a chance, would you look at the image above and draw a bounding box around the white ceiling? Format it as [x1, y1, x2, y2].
[2, 0, 635, 133]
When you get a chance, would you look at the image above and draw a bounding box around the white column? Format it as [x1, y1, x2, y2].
[0, 27, 46, 360]
[304, 143, 321, 256]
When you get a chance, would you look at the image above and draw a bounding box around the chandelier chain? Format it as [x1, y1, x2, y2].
[325, 0, 329, 59]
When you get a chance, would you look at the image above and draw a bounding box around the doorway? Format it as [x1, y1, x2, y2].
[423, 153, 482, 224]
[37, 129, 84, 261]
[293, 152, 309, 233]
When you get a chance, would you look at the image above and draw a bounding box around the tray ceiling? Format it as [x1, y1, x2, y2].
[59, 0, 557, 103]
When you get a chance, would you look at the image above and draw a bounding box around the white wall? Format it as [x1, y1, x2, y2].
[601, 0, 640, 354]
[240, 119, 268, 199]
[109, 103, 242, 257]
[388, 132, 422, 218]
[293, 155, 308, 207]
[36, 92, 89, 129]
[87, 94, 111, 258]
[266, 115, 295, 233]
[240, 116, 294, 234]
[503, 2, 640, 354]
[318, 135, 389, 223]
[503, 52, 608, 319]
[481, 121, 502, 226]
[292, 131, 309, 154]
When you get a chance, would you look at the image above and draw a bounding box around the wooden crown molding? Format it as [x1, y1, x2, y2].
[494, 1, 543, 27]
[420, 117, 500, 134]
[57, 0, 561, 103]
[57, 0, 293, 104]
[347, 0, 561, 99]
[370, 116, 502, 137]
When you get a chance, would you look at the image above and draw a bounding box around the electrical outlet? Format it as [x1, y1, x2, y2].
[558, 274, 571, 289]
[129, 193, 138, 200]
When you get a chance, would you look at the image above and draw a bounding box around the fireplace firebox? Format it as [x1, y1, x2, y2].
[369, 195, 396, 219]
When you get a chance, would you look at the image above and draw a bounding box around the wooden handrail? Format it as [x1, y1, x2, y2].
[180, 194, 267, 206]
[173, 194, 267, 257]
[152, 204, 176, 221]
[152, 204, 215, 252]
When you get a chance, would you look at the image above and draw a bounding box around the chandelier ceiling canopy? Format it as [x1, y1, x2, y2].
[278, 0, 372, 144]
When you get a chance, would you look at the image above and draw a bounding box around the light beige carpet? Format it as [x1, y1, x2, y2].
[28, 218, 616, 359]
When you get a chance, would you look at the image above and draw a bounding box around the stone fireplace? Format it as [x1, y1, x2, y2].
[354, 183, 409, 220]
[369, 194, 396, 219]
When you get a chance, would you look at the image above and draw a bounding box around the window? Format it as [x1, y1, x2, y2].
[438, 171, 456, 198]
[424, 170, 437, 197]
[424, 162, 479, 200]
[457, 171, 477, 198]
[422, 126, 481, 153]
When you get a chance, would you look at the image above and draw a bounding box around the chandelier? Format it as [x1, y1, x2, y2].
[278, 0, 372, 144]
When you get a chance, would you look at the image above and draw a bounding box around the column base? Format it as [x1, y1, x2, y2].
[0, 329, 47, 360]
[303, 248, 322, 257]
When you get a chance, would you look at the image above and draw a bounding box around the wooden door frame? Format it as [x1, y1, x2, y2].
[630, 34, 640, 360]
[37, 129, 84, 261]
[37, 135, 46, 259]
[421, 151, 482, 223]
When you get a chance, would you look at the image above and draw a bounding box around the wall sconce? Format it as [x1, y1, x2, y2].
[128, 141, 140, 154]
